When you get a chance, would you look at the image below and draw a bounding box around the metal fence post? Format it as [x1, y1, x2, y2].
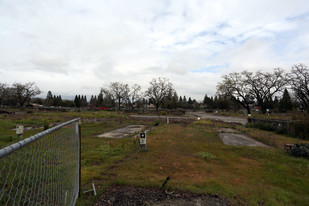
[78, 117, 81, 198]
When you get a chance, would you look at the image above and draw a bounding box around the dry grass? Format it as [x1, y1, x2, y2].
[236, 126, 309, 148]
[108, 122, 309, 206]
[2, 110, 308, 205]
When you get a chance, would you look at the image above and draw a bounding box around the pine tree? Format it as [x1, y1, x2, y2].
[74, 95, 81, 108]
[279, 89, 293, 113]
[45, 91, 53, 106]
[172, 92, 179, 108]
[98, 92, 103, 106]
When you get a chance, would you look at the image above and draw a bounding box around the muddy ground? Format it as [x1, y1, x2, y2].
[95, 185, 228, 206]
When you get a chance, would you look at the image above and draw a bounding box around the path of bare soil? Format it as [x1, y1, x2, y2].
[188, 112, 247, 126]
[97, 125, 146, 138]
[95, 185, 228, 206]
[218, 128, 267, 147]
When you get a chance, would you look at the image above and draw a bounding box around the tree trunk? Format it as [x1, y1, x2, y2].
[156, 103, 159, 111]
[246, 106, 251, 115]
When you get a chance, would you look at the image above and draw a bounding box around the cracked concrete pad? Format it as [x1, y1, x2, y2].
[218, 128, 242, 134]
[98, 125, 146, 139]
[218, 128, 267, 147]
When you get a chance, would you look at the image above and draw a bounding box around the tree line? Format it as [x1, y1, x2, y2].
[0, 77, 199, 111]
[72, 77, 199, 111]
[0, 82, 41, 107]
[216, 64, 309, 114]
[1, 64, 308, 113]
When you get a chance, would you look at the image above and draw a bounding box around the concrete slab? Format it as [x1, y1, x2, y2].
[218, 128, 267, 147]
[218, 128, 242, 134]
[98, 125, 146, 139]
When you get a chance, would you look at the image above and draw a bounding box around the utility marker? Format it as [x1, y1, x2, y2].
[139, 132, 146, 150]
[16, 125, 24, 138]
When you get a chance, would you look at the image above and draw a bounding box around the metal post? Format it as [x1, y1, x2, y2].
[78, 117, 81, 197]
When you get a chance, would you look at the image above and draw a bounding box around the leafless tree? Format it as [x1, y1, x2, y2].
[0, 83, 8, 106]
[125, 84, 142, 110]
[146, 77, 173, 111]
[108, 82, 129, 110]
[217, 72, 253, 114]
[11, 82, 41, 107]
[244, 68, 289, 114]
[290, 64, 309, 111]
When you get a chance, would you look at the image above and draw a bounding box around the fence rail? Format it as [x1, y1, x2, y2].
[0, 118, 80, 205]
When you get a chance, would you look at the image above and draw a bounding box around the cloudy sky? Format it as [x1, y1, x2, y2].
[1, 0, 309, 100]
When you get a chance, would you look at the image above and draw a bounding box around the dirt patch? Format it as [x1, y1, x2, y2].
[130, 115, 194, 125]
[218, 128, 267, 147]
[188, 112, 247, 126]
[98, 125, 146, 138]
[95, 185, 228, 206]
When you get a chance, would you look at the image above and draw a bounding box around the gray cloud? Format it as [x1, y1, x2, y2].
[0, 0, 309, 100]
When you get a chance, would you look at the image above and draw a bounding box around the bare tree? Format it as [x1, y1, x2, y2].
[146, 77, 173, 111]
[290, 64, 309, 111]
[0, 83, 8, 106]
[125, 84, 142, 110]
[244, 68, 289, 114]
[108, 82, 129, 110]
[11, 82, 41, 107]
[217, 72, 253, 114]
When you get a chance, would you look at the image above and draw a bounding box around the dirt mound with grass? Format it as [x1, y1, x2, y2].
[94, 185, 228, 206]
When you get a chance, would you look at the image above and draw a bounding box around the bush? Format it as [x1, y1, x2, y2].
[153, 120, 160, 126]
[159, 111, 167, 116]
[293, 121, 309, 140]
[196, 152, 216, 159]
[59, 108, 68, 112]
[289, 144, 309, 159]
[43, 120, 49, 130]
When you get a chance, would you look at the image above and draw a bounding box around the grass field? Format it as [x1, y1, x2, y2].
[1, 110, 309, 205]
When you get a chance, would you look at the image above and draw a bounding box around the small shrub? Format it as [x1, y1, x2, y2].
[159, 111, 167, 116]
[154, 120, 160, 126]
[294, 122, 309, 140]
[289, 143, 309, 159]
[43, 120, 49, 130]
[59, 108, 68, 112]
[27, 110, 33, 114]
[196, 152, 216, 159]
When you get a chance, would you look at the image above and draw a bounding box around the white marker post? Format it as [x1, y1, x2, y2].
[139, 132, 146, 150]
[16, 125, 24, 138]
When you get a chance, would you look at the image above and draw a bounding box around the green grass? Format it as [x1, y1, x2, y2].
[1, 110, 309, 205]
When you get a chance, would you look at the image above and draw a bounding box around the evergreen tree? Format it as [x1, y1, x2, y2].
[45, 91, 53, 106]
[74, 95, 81, 108]
[172, 92, 179, 108]
[183, 96, 187, 108]
[57, 95, 61, 106]
[90, 95, 94, 106]
[279, 89, 293, 113]
[98, 92, 103, 106]
[203, 94, 214, 109]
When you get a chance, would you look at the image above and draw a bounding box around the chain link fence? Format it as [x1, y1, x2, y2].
[0, 118, 80, 206]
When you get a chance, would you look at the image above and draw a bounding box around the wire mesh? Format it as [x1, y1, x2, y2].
[0, 119, 80, 206]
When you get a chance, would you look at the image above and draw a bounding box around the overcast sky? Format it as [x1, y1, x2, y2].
[1, 0, 309, 101]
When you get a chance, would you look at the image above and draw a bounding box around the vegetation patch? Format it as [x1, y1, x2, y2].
[196, 152, 217, 159]
[289, 143, 309, 159]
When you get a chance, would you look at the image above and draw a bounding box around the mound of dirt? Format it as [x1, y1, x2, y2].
[95, 185, 228, 206]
